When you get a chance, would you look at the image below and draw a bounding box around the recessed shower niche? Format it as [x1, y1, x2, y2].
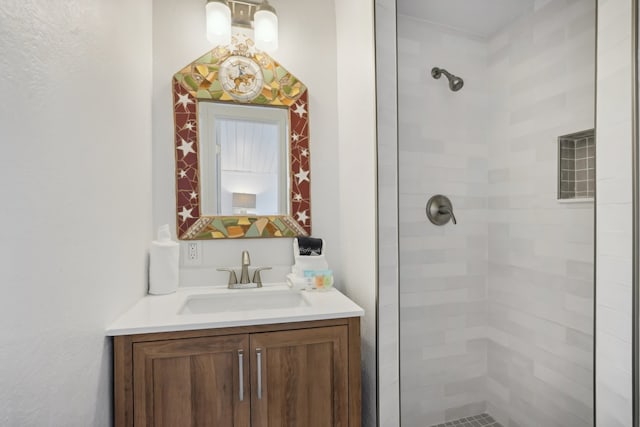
[558, 129, 595, 201]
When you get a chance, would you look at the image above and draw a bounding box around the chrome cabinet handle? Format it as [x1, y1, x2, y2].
[238, 350, 244, 401]
[256, 348, 263, 399]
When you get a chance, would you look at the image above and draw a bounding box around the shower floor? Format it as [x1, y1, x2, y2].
[429, 413, 502, 427]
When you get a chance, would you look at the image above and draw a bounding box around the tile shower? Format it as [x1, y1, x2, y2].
[394, 1, 596, 426]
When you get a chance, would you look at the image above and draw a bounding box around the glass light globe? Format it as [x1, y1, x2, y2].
[254, 5, 278, 52]
[206, 0, 231, 46]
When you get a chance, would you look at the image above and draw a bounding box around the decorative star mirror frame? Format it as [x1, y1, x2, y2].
[173, 35, 311, 240]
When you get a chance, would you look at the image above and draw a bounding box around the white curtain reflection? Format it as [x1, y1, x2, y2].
[217, 118, 280, 215]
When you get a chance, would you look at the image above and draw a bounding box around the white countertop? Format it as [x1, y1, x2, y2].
[106, 284, 364, 336]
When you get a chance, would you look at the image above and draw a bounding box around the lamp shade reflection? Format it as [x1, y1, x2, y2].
[232, 192, 257, 214]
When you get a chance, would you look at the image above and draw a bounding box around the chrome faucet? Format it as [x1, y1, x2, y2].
[240, 250, 251, 284]
[217, 250, 271, 289]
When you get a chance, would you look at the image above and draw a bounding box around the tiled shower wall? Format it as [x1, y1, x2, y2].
[398, 17, 490, 426]
[485, 1, 595, 425]
[397, 1, 595, 426]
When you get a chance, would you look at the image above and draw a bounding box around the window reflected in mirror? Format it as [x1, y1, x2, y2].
[199, 102, 289, 216]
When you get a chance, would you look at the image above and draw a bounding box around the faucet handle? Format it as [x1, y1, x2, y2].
[252, 267, 272, 288]
[438, 206, 457, 225]
[217, 268, 238, 286]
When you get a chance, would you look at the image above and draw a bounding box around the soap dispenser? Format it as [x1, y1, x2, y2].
[149, 224, 180, 295]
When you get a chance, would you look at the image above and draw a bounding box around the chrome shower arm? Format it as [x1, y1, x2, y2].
[431, 67, 464, 92]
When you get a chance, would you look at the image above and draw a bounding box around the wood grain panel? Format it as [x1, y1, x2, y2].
[347, 317, 361, 427]
[128, 318, 348, 343]
[307, 342, 333, 427]
[114, 335, 133, 427]
[153, 357, 192, 426]
[114, 317, 361, 427]
[250, 326, 348, 427]
[192, 353, 234, 426]
[133, 334, 250, 427]
[264, 345, 311, 425]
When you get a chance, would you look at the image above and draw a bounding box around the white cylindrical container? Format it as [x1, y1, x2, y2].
[149, 224, 180, 295]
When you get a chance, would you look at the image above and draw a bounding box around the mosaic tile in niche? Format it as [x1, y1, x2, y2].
[557, 129, 595, 200]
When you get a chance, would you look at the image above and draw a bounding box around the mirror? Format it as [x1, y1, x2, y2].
[199, 102, 289, 216]
[172, 34, 310, 240]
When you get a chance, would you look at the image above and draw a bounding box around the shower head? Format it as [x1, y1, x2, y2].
[431, 67, 464, 92]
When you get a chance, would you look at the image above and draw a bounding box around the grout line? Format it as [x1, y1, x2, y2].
[429, 413, 503, 427]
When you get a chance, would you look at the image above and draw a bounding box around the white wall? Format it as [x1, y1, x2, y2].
[0, 0, 152, 424]
[595, 0, 634, 425]
[152, 0, 342, 287]
[334, 0, 378, 425]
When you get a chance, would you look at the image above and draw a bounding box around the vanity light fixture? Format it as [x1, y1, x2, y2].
[253, 1, 278, 52]
[206, 0, 232, 45]
[205, 0, 278, 52]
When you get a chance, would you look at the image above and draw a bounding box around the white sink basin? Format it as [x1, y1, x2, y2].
[179, 290, 309, 315]
[106, 284, 365, 335]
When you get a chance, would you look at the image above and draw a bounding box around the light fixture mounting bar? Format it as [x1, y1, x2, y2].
[229, 0, 261, 28]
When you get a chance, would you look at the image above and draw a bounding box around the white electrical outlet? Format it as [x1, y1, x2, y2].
[183, 241, 202, 266]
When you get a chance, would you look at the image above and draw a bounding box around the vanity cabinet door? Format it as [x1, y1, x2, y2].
[250, 326, 349, 427]
[132, 334, 250, 427]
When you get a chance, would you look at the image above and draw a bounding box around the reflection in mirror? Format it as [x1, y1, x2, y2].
[199, 102, 289, 216]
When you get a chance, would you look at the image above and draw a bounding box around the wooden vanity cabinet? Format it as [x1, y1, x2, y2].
[114, 317, 361, 427]
[250, 326, 349, 427]
[132, 334, 250, 426]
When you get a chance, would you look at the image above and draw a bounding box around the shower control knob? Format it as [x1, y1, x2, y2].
[426, 195, 457, 226]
